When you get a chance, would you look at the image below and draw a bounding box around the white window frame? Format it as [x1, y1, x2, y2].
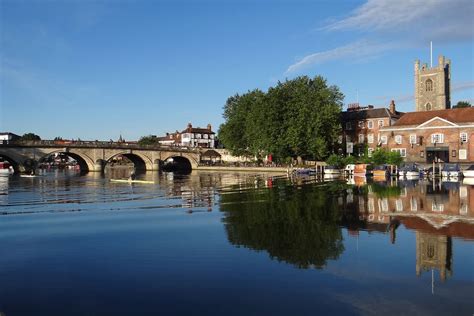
[358, 121, 364, 128]
[396, 199, 403, 212]
[368, 148, 374, 157]
[431, 133, 444, 144]
[367, 134, 374, 144]
[358, 134, 365, 143]
[367, 120, 373, 129]
[391, 148, 406, 157]
[459, 149, 467, 160]
[378, 120, 384, 127]
[395, 135, 402, 144]
[460, 132, 468, 143]
[409, 134, 417, 144]
[380, 135, 388, 145]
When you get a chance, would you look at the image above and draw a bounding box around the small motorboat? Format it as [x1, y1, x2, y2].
[354, 164, 372, 176]
[398, 164, 420, 178]
[373, 165, 389, 178]
[292, 168, 316, 175]
[441, 163, 462, 178]
[344, 164, 355, 176]
[0, 161, 14, 176]
[463, 165, 474, 178]
[323, 165, 341, 176]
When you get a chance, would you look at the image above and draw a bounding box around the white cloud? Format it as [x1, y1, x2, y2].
[326, 0, 474, 42]
[286, 40, 393, 73]
[286, 0, 474, 73]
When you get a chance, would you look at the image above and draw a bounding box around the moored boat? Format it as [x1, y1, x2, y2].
[441, 163, 462, 178]
[354, 164, 372, 176]
[323, 165, 341, 175]
[0, 161, 14, 176]
[398, 164, 420, 178]
[373, 165, 389, 178]
[463, 165, 474, 178]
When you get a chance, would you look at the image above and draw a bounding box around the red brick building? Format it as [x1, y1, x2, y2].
[340, 101, 404, 156]
[379, 108, 474, 164]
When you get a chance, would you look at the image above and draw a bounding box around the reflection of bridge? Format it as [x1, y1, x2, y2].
[0, 141, 203, 172]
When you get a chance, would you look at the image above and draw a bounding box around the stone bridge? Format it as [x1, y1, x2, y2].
[0, 141, 204, 173]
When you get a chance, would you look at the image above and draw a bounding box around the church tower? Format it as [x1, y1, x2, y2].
[414, 55, 451, 111]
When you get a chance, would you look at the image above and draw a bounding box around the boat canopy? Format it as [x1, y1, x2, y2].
[442, 163, 460, 171]
[466, 165, 474, 171]
[400, 164, 419, 171]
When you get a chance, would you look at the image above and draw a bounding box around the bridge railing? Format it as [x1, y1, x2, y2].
[1, 140, 203, 152]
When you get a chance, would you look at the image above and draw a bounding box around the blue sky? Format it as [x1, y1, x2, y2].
[1, 0, 473, 140]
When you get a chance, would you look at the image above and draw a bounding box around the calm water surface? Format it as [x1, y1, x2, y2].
[0, 170, 473, 315]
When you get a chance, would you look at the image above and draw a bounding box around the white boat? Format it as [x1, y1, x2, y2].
[344, 164, 355, 176]
[324, 166, 341, 175]
[0, 161, 14, 176]
[398, 164, 420, 178]
[463, 165, 474, 178]
[441, 163, 462, 178]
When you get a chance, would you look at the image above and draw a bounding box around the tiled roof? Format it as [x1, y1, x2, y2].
[181, 128, 215, 134]
[341, 108, 403, 121]
[392, 108, 474, 126]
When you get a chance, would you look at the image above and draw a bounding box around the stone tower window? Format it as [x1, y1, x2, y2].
[426, 79, 433, 92]
[425, 103, 432, 111]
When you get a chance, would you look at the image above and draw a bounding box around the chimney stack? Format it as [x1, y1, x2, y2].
[207, 124, 212, 131]
[187, 123, 192, 132]
[389, 100, 396, 114]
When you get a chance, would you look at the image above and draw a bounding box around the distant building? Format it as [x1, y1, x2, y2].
[340, 101, 404, 157]
[158, 123, 216, 148]
[379, 107, 474, 163]
[415, 55, 451, 111]
[181, 123, 215, 148]
[0, 132, 20, 144]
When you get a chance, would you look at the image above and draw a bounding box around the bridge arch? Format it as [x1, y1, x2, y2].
[104, 152, 153, 171]
[0, 153, 21, 173]
[38, 150, 95, 172]
[160, 152, 199, 171]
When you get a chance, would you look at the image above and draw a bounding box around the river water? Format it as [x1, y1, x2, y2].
[0, 170, 473, 315]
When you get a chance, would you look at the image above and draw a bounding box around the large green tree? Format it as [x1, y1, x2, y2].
[218, 76, 343, 162]
[20, 133, 41, 141]
[453, 101, 472, 108]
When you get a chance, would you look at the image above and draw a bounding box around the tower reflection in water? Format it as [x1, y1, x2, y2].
[220, 176, 473, 283]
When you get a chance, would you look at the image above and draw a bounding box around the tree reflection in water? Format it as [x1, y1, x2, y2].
[220, 182, 347, 269]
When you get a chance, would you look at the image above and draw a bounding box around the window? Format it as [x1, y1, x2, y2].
[346, 122, 352, 130]
[203, 134, 208, 139]
[358, 121, 364, 128]
[380, 135, 388, 145]
[395, 135, 403, 144]
[460, 132, 468, 143]
[452, 150, 456, 157]
[426, 79, 433, 92]
[420, 151, 425, 158]
[391, 148, 406, 157]
[346, 135, 351, 142]
[459, 149, 467, 160]
[358, 134, 364, 143]
[432, 203, 444, 212]
[367, 134, 374, 144]
[426, 103, 432, 111]
[367, 120, 373, 129]
[410, 197, 418, 212]
[396, 199, 403, 212]
[431, 133, 444, 144]
[368, 148, 374, 157]
[378, 120, 384, 127]
[410, 134, 417, 144]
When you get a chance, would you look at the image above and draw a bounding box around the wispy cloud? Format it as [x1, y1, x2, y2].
[286, 40, 394, 73]
[286, 0, 474, 73]
[325, 0, 474, 42]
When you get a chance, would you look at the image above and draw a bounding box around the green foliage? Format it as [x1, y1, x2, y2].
[20, 133, 41, 141]
[342, 155, 356, 165]
[387, 151, 403, 166]
[371, 149, 388, 165]
[138, 135, 159, 146]
[453, 101, 472, 108]
[218, 76, 344, 161]
[326, 154, 344, 168]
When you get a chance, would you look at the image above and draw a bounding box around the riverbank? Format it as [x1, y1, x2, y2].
[195, 165, 289, 174]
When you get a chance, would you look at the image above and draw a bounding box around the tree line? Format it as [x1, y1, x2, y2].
[218, 75, 344, 163]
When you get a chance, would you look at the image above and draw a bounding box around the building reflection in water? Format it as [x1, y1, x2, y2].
[341, 178, 473, 283]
